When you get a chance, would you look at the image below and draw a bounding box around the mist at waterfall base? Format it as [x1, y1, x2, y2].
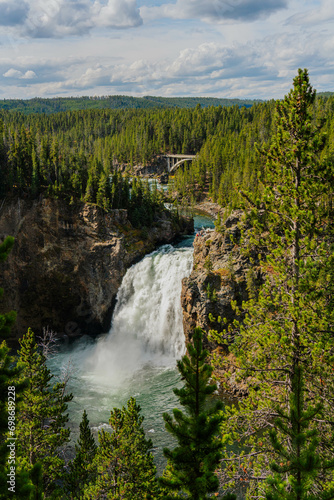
[47, 213, 215, 469]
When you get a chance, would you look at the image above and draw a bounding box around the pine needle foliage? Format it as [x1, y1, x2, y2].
[83, 397, 161, 499]
[0, 342, 34, 499]
[0, 237, 16, 339]
[16, 329, 73, 498]
[265, 367, 334, 500]
[64, 409, 97, 499]
[160, 327, 225, 500]
[0, 239, 47, 498]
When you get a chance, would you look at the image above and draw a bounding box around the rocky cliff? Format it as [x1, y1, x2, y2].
[181, 210, 259, 396]
[0, 198, 193, 341]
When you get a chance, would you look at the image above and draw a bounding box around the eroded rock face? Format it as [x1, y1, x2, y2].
[182, 211, 247, 343]
[181, 210, 259, 396]
[0, 198, 193, 341]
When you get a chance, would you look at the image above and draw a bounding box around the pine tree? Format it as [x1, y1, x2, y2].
[64, 409, 97, 499]
[31, 147, 40, 197]
[265, 366, 334, 500]
[0, 237, 36, 498]
[83, 397, 161, 499]
[0, 238, 16, 486]
[214, 211, 223, 233]
[16, 328, 73, 498]
[160, 327, 225, 500]
[96, 169, 112, 211]
[0, 119, 9, 197]
[213, 69, 334, 497]
[0, 341, 34, 499]
[0, 237, 16, 339]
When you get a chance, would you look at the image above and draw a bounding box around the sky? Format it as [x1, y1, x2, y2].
[0, 0, 333, 100]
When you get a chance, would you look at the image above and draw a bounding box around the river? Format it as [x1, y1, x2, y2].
[47, 212, 215, 471]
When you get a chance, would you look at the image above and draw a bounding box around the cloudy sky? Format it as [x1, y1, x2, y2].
[0, 0, 333, 100]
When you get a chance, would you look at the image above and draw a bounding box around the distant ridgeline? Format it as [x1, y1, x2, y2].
[0, 95, 259, 114]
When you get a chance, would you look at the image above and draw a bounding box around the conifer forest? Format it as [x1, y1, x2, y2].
[0, 69, 334, 499]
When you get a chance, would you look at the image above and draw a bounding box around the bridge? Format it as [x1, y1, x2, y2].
[164, 154, 197, 173]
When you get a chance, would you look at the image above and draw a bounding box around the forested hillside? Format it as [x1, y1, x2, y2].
[0, 95, 257, 115]
[1, 95, 334, 212]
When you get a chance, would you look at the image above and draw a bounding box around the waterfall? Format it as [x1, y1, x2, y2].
[85, 244, 193, 385]
[47, 213, 213, 462]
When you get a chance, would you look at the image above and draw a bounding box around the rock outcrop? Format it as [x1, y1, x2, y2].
[181, 210, 260, 397]
[0, 198, 193, 341]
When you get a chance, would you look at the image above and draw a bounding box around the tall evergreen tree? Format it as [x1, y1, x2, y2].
[16, 329, 73, 498]
[160, 327, 226, 500]
[0, 237, 16, 339]
[213, 69, 334, 498]
[265, 366, 334, 500]
[96, 171, 111, 211]
[0, 237, 16, 486]
[64, 409, 97, 499]
[83, 397, 161, 499]
[0, 342, 34, 499]
[0, 237, 36, 498]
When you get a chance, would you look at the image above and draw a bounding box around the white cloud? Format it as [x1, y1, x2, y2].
[24, 0, 93, 38]
[141, 0, 288, 24]
[21, 70, 37, 79]
[3, 68, 23, 78]
[0, 0, 143, 38]
[94, 0, 143, 28]
[3, 68, 37, 79]
[168, 43, 227, 76]
[286, 0, 334, 25]
[73, 65, 112, 88]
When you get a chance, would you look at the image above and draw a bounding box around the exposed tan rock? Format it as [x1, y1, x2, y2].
[181, 209, 260, 397]
[0, 198, 193, 341]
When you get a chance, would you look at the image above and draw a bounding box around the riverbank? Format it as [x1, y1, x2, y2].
[193, 200, 222, 218]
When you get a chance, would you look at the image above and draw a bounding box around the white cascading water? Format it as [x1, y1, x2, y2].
[85, 244, 193, 385]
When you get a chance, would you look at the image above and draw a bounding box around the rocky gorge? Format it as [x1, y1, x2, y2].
[1, 195, 258, 397]
[0, 197, 193, 341]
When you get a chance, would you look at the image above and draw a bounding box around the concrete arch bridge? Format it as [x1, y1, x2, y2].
[164, 154, 197, 173]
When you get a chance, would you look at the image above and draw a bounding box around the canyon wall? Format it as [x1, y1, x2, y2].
[0, 198, 193, 341]
[181, 210, 260, 396]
